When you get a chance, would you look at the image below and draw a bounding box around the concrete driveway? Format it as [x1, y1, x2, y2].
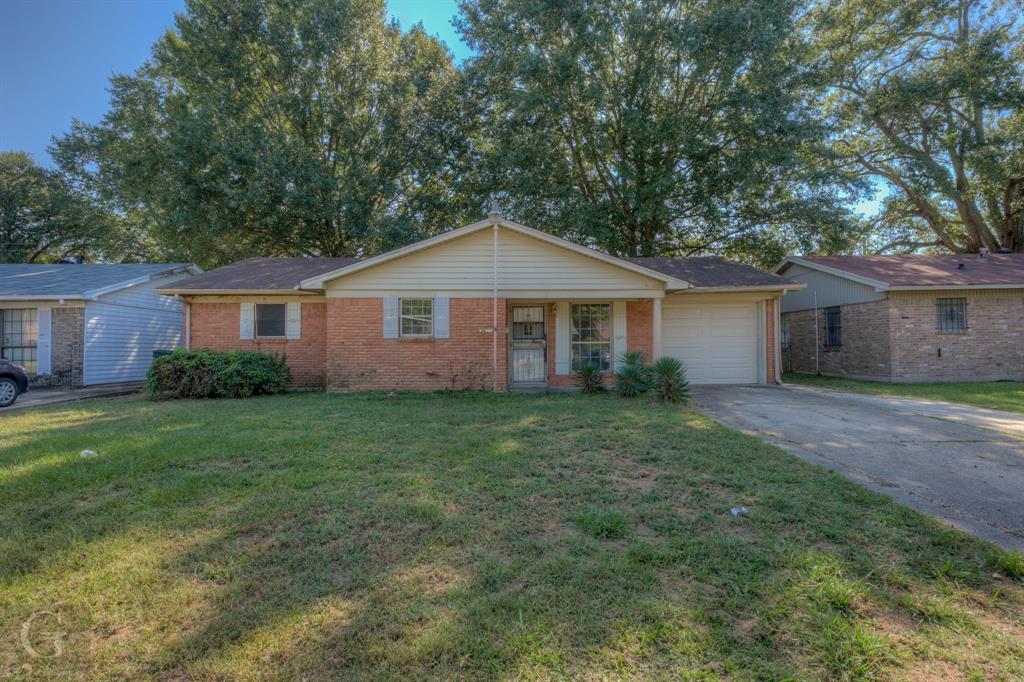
[693, 384, 1024, 550]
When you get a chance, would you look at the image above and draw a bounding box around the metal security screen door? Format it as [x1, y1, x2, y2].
[510, 306, 546, 385]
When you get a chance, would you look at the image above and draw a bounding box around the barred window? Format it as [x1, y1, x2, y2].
[824, 307, 842, 348]
[780, 313, 791, 348]
[1, 308, 38, 373]
[936, 298, 967, 331]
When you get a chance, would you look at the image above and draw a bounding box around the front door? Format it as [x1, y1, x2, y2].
[510, 306, 546, 386]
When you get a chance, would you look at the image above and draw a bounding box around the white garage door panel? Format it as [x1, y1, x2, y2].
[661, 300, 759, 384]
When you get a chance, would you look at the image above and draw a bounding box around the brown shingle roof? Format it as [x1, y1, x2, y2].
[791, 254, 1024, 287]
[161, 253, 794, 293]
[630, 257, 799, 289]
[159, 257, 358, 292]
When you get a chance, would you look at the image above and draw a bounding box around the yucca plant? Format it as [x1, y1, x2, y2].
[572, 361, 605, 393]
[614, 350, 650, 397]
[650, 357, 689, 403]
[615, 363, 648, 397]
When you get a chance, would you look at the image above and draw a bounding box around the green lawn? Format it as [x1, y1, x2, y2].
[783, 373, 1024, 414]
[2, 393, 1022, 680]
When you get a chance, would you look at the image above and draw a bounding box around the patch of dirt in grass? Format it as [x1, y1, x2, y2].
[199, 458, 252, 470]
[609, 454, 657, 494]
[393, 563, 466, 595]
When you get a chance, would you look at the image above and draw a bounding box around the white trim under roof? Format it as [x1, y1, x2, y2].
[774, 257, 891, 291]
[157, 288, 322, 296]
[297, 217, 692, 291]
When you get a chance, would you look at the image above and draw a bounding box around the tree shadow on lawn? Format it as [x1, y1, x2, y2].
[2, 392, 1023, 680]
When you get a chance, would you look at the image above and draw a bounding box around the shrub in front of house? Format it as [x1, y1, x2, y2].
[650, 357, 689, 403]
[615, 351, 651, 397]
[573, 361, 605, 393]
[147, 349, 290, 400]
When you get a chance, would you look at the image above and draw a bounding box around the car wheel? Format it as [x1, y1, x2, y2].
[0, 378, 18, 408]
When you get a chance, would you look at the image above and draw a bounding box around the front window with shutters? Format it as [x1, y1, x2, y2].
[400, 299, 433, 337]
[570, 303, 611, 371]
[255, 304, 286, 337]
[1, 308, 38, 373]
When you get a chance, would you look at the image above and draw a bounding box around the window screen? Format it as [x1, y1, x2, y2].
[255, 304, 286, 337]
[936, 298, 967, 331]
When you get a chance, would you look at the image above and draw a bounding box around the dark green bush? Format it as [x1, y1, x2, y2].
[615, 351, 651, 397]
[650, 356, 689, 403]
[146, 348, 290, 400]
[572, 361, 605, 394]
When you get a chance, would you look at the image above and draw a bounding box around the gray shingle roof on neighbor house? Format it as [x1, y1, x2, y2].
[0, 263, 194, 299]
[161, 254, 796, 292]
[629, 256, 800, 289]
[785, 254, 1024, 288]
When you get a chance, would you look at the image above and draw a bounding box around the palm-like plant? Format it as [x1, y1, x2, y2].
[572, 362, 604, 393]
[650, 357, 689, 403]
[615, 350, 651, 397]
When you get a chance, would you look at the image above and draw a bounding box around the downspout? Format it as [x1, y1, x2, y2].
[492, 220, 499, 392]
[185, 299, 191, 350]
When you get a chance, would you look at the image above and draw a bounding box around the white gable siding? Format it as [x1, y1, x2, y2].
[325, 227, 664, 297]
[779, 263, 885, 313]
[82, 272, 191, 385]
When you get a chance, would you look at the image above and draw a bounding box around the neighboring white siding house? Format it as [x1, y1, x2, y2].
[83, 272, 191, 385]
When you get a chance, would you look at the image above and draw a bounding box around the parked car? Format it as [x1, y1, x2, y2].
[0, 359, 29, 408]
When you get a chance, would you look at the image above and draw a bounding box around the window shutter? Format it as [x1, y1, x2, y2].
[36, 308, 52, 375]
[285, 302, 301, 339]
[434, 297, 449, 339]
[240, 303, 255, 340]
[555, 302, 570, 375]
[612, 301, 628, 369]
[383, 297, 399, 338]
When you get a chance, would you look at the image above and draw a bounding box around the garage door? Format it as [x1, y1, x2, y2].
[661, 299, 759, 384]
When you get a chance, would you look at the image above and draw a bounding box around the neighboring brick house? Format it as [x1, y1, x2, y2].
[158, 213, 800, 391]
[774, 254, 1024, 382]
[0, 263, 200, 387]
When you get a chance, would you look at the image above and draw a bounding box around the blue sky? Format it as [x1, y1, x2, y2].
[0, 0, 470, 166]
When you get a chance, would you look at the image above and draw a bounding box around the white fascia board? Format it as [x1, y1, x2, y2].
[297, 217, 689, 290]
[776, 257, 891, 290]
[674, 283, 809, 294]
[155, 288, 322, 296]
[84, 264, 204, 300]
[887, 284, 1024, 291]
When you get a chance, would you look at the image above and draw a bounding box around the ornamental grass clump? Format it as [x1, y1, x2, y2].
[614, 351, 651, 397]
[650, 356, 689, 403]
[572, 361, 604, 394]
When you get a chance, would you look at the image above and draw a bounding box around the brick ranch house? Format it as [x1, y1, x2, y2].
[157, 214, 801, 391]
[775, 253, 1024, 382]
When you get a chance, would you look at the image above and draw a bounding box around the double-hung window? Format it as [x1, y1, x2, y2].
[401, 299, 433, 337]
[255, 304, 286, 337]
[936, 298, 967, 331]
[1, 308, 38, 373]
[823, 306, 842, 348]
[570, 303, 611, 371]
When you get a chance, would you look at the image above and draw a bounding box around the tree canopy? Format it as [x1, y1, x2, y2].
[54, 0, 475, 268]
[0, 151, 129, 263]
[810, 0, 1024, 253]
[27, 0, 1024, 265]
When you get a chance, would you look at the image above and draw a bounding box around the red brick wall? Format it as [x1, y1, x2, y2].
[188, 301, 326, 388]
[324, 298, 508, 391]
[888, 291, 1024, 381]
[627, 300, 654, 360]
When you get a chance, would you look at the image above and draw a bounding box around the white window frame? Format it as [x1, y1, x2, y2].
[570, 302, 612, 371]
[255, 303, 287, 338]
[400, 298, 434, 337]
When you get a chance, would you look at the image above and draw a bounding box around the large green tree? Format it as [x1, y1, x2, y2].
[457, 0, 857, 265]
[0, 151, 130, 263]
[811, 0, 1024, 253]
[54, 0, 476, 268]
